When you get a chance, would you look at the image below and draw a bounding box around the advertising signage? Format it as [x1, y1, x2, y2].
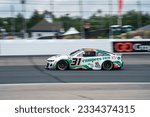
[113, 41, 150, 53]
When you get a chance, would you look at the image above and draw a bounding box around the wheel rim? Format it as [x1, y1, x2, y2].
[57, 61, 67, 70]
[103, 61, 113, 70]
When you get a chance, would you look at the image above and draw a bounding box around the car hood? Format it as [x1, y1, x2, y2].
[47, 55, 69, 61]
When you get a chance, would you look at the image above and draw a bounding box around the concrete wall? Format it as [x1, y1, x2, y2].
[0, 39, 111, 56]
[0, 39, 150, 56]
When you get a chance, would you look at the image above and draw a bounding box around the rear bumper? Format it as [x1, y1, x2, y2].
[113, 61, 123, 69]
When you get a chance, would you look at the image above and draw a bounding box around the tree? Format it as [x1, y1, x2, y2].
[15, 13, 24, 32]
[27, 10, 43, 29]
[141, 13, 150, 26]
[55, 15, 81, 31]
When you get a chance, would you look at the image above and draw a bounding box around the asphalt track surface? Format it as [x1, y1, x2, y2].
[0, 54, 150, 99]
[0, 54, 150, 84]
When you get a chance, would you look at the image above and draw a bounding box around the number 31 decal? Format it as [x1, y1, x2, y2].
[71, 58, 81, 65]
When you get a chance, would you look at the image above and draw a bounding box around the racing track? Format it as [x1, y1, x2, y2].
[0, 54, 150, 84]
[0, 54, 150, 99]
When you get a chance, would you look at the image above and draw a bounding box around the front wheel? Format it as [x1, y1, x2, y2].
[102, 61, 113, 70]
[56, 60, 68, 70]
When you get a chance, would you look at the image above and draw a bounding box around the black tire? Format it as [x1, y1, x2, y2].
[56, 60, 68, 70]
[102, 61, 113, 70]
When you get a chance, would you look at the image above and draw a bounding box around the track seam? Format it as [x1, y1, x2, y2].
[29, 57, 66, 83]
[76, 95, 94, 100]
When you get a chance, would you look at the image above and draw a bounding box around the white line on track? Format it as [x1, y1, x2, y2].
[0, 82, 150, 86]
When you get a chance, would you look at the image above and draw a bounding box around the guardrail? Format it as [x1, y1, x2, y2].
[0, 39, 150, 56]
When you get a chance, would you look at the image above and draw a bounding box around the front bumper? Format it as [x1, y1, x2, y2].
[45, 62, 55, 70]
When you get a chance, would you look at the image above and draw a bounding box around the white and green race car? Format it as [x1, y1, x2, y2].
[45, 48, 123, 70]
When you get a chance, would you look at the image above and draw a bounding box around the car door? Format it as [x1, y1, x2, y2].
[81, 51, 102, 70]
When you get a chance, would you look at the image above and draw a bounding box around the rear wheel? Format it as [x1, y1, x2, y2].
[56, 60, 68, 70]
[102, 61, 113, 70]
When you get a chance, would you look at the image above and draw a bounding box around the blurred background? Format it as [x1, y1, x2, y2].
[0, 0, 150, 39]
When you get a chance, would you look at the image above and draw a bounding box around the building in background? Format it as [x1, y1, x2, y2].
[28, 11, 64, 39]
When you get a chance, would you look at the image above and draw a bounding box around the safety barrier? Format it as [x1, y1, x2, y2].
[0, 39, 150, 56]
[0, 39, 111, 56]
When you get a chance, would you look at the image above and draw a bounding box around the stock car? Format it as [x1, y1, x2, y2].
[45, 48, 123, 70]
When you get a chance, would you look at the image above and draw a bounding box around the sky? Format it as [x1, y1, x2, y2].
[0, 0, 149, 18]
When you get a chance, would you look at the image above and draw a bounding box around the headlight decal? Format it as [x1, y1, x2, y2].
[47, 60, 54, 62]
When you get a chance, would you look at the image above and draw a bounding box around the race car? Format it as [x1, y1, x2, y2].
[45, 48, 123, 70]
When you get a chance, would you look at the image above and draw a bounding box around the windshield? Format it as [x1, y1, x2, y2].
[69, 49, 81, 56]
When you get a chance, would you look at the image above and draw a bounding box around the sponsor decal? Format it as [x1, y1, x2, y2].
[113, 41, 150, 53]
[82, 58, 101, 63]
[111, 56, 116, 60]
[88, 63, 94, 68]
[103, 57, 110, 60]
[95, 62, 101, 68]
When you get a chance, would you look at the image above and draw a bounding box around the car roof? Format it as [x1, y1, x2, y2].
[81, 48, 109, 53]
[82, 48, 95, 52]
